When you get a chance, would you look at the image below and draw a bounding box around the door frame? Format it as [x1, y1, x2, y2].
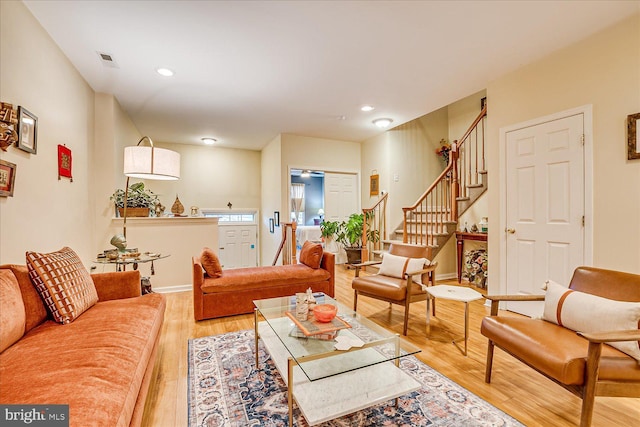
[498, 105, 593, 296]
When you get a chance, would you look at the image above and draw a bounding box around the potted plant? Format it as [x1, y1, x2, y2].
[110, 182, 158, 217]
[320, 213, 380, 264]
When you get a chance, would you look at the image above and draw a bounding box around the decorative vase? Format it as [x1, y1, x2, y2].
[171, 195, 184, 216]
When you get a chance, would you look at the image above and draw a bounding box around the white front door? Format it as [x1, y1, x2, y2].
[505, 113, 585, 317]
[218, 225, 258, 269]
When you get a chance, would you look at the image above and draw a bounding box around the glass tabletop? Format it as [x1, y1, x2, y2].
[254, 293, 421, 381]
[93, 254, 170, 265]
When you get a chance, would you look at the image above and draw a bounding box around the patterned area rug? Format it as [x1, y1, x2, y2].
[188, 329, 523, 426]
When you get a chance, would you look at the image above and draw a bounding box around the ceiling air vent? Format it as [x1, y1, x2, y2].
[97, 51, 119, 68]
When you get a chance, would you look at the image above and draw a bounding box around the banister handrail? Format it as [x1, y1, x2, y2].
[363, 192, 388, 214]
[362, 192, 388, 262]
[402, 106, 487, 248]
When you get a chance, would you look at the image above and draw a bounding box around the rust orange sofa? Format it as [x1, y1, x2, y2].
[192, 251, 335, 320]
[0, 264, 165, 427]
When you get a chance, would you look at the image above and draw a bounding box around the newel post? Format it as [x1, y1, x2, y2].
[402, 208, 409, 243]
[451, 140, 460, 221]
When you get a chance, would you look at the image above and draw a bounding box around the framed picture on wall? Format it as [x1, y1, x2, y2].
[0, 159, 17, 197]
[58, 144, 73, 181]
[17, 106, 37, 154]
[369, 174, 379, 196]
[627, 113, 640, 160]
[269, 218, 275, 233]
[274, 211, 280, 226]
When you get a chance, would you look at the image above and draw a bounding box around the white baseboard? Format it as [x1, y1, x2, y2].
[436, 272, 457, 280]
[154, 284, 192, 294]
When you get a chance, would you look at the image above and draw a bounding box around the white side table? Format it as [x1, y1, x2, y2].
[422, 285, 483, 356]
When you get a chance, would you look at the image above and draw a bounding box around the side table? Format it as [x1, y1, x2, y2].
[93, 254, 170, 294]
[455, 231, 487, 283]
[423, 284, 483, 356]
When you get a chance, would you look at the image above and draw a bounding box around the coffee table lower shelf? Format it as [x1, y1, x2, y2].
[257, 321, 421, 426]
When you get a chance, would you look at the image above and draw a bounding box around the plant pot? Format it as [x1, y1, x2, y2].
[117, 207, 150, 218]
[344, 247, 362, 264]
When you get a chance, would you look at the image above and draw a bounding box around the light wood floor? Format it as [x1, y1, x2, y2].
[141, 266, 639, 426]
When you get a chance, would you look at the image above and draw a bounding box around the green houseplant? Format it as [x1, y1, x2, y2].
[110, 182, 158, 217]
[320, 213, 380, 263]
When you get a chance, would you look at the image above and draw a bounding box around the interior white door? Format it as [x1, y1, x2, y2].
[505, 114, 585, 317]
[218, 225, 257, 269]
[324, 172, 358, 222]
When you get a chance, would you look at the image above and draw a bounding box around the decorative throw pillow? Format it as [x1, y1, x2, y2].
[200, 247, 223, 277]
[378, 253, 429, 285]
[25, 247, 98, 324]
[542, 279, 640, 361]
[299, 241, 323, 269]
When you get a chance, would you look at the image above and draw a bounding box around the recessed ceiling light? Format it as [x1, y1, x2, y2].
[373, 118, 393, 128]
[361, 105, 375, 112]
[201, 138, 216, 145]
[156, 67, 174, 77]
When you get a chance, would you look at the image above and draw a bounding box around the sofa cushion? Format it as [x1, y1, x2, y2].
[0, 270, 25, 353]
[299, 241, 323, 269]
[378, 253, 428, 285]
[26, 247, 99, 324]
[481, 316, 640, 385]
[200, 247, 223, 277]
[201, 264, 330, 294]
[543, 280, 640, 361]
[0, 293, 165, 426]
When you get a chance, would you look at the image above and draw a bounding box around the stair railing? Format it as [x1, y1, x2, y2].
[402, 105, 487, 247]
[362, 192, 388, 262]
[272, 221, 297, 265]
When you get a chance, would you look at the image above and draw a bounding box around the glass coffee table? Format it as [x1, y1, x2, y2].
[254, 293, 421, 426]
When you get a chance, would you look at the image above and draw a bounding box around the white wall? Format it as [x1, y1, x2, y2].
[486, 13, 640, 294]
[0, 0, 96, 265]
[260, 134, 282, 265]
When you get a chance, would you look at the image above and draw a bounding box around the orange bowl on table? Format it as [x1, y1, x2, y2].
[313, 304, 338, 322]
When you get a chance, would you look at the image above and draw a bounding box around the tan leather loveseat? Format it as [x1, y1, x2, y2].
[0, 264, 165, 427]
[192, 250, 335, 320]
[481, 266, 640, 426]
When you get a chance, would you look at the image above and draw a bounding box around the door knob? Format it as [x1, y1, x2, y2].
[506, 228, 516, 234]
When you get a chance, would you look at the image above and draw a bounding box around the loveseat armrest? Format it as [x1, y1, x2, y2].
[91, 270, 141, 301]
[485, 294, 545, 315]
[578, 329, 640, 343]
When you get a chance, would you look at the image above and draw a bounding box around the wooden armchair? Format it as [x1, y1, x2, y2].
[481, 266, 640, 426]
[352, 243, 437, 335]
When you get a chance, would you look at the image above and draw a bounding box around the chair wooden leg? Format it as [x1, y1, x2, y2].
[485, 340, 495, 383]
[353, 290, 358, 311]
[580, 341, 603, 427]
[403, 303, 410, 335]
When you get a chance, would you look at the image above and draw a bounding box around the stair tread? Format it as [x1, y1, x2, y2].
[479, 170, 488, 174]
[467, 183, 484, 188]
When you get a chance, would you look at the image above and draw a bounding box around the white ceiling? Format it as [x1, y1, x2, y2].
[24, 1, 639, 151]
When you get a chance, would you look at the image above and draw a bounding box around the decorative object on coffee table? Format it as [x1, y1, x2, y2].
[171, 194, 184, 216]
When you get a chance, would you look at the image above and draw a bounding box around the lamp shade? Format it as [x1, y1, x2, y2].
[123, 146, 180, 180]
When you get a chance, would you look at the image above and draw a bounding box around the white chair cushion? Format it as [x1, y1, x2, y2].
[542, 279, 640, 361]
[378, 253, 429, 285]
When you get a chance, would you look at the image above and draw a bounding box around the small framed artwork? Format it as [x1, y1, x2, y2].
[0, 159, 17, 197]
[274, 211, 280, 227]
[369, 174, 379, 196]
[269, 218, 275, 233]
[627, 113, 640, 160]
[17, 106, 37, 154]
[58, 144, 73, 181]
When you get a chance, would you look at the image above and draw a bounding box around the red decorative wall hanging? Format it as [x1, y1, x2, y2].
[58, 144, 73, 182]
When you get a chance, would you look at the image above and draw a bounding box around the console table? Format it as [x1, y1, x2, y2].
[455, 231, 487, 283]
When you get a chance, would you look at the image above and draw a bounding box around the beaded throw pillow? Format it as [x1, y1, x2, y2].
[26, 247, 98, 324]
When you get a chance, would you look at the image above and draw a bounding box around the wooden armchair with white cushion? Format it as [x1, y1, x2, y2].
[352, 243, 436, 335]
[481, 266, 640, 426]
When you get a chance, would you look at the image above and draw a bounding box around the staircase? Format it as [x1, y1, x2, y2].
[383, 106, 488, 259]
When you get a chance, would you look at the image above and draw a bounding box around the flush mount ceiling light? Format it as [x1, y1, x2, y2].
[361, 105, 375, 112]
[156, 67, 174, 77]
[373, 118, 393, 128]
[201, 138, 216, 145]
